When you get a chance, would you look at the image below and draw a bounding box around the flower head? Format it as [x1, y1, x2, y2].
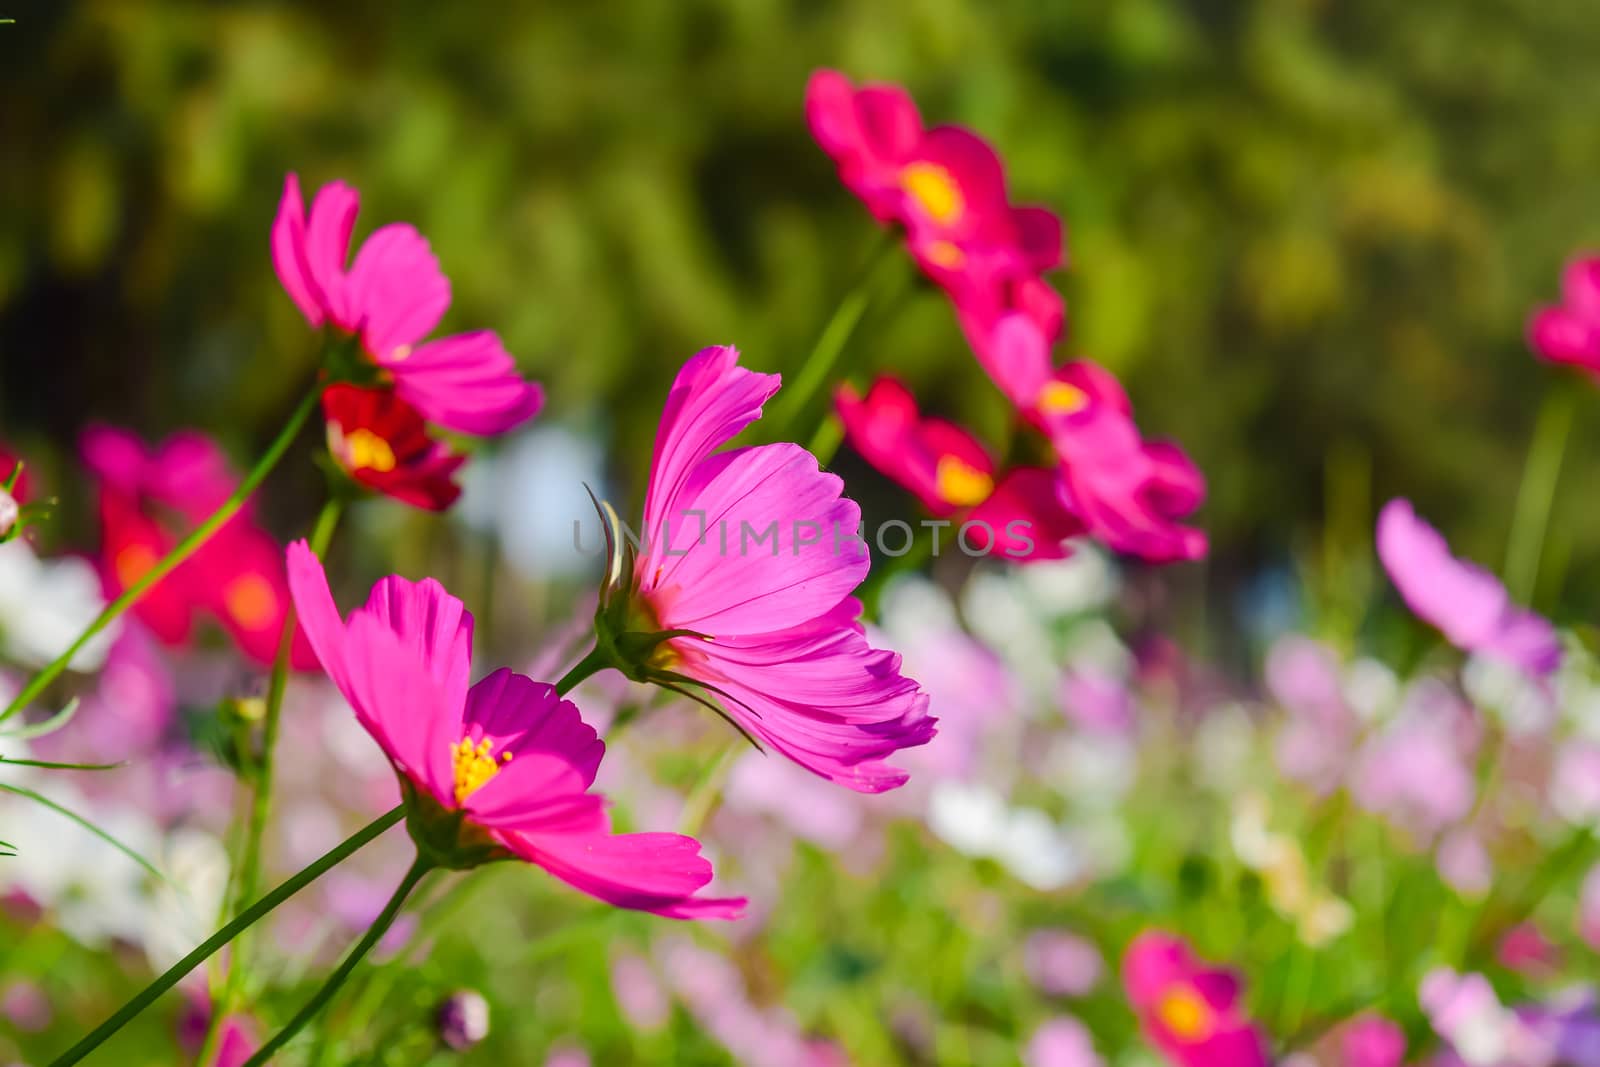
[81, 425, 311, 667]
[286, 540, 742, 918]
[322, 384, 467, 511]
[1340, 1014, 1406, 1067]
[436, 990, 491, 1051]
[806, 71, 1065, 337]
[272, 173, 542, 508]
[599, 346, 933, 792]
[1122, 931, 1270, 1067]
[835, 376, 1082, 560]
[1377, 498, 1560, 682]
[1529, 254, 1600, 373]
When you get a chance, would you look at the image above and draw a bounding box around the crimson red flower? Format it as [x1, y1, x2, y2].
[322, 385, 466, 512]
[835, 377, 1081, 560]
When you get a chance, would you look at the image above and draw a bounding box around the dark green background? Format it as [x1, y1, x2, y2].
[4, 0, 1600, 616]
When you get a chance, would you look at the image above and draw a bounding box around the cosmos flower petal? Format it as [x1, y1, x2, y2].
[967, 468, 1084, 561]
[642, 345, 780, 535]
[508, 830, 746, 920]
[345, 222, 452, 358]
[341, 611, 460, 804]
[1377, 499, 1560, 681]
[389, 331, 544, 436]
[302, 179, 360, 328]
[1562, 255, 1600, 317]
[355, 573, 475, 707]
[1529, 306, 1600, 369]
[642, 442, 866, 635]
[270, 172, 325, 326]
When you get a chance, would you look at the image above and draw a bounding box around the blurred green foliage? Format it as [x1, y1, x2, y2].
[4, 0, 1600, 604]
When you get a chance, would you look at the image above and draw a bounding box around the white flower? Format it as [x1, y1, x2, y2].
[0, 540, 115, 672]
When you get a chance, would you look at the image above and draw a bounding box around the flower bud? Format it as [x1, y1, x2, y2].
[437, 989, 490, 1051]
[0, 487, 18, 541]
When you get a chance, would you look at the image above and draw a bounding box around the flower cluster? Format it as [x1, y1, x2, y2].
[809, 71, 1206, 563]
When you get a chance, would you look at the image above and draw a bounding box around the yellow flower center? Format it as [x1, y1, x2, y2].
[935, 455, 994, 507]
[343, 428, 397, 473]
[901, 162, 964, 225]
[1156, 986, 1215, 1043]
[451, 736, 513, 805]
[114, 543, 158, 588]
[224, 574, 278, 630]
[1038, 381, 1089, 416]
[923, 240, 965, 269]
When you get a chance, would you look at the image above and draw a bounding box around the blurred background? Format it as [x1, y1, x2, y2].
[6, 0, 1600, 627]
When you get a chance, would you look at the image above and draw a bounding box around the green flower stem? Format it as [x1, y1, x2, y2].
[243, 856, 433, 1066]
[1503, 383, 1578, 605]
[211, 495, 345, 1051]
[48, 804, 405, 1067]
[1, 384, 323, 725]
[768, 231, 898, 444]
[555, 644, 613, 696]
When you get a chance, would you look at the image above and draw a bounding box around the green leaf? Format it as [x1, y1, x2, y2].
[0, 782, 171, 886]
[0, 697, 81, 740]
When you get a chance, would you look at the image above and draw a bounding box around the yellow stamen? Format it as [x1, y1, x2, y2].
[1156, 986, 1215, 1043]
[388, 344, 413, 362]
[114, 543, 158, 588]
[935, 454, 994, 507]
[451, 736, 510, 805]
[344, 428, 397, 473]
[923, 240, 964, 269]
[224, 574, 278, 630]
[901, 162, 964, 225]
[1038, 381, 1089, 416]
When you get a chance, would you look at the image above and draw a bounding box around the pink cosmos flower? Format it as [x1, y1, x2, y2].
[1353, 678, 1478, 840]
[273, 174, 542, 435]
[1122, 931, 1270, 1067]
[965, 315, 1206, 562]
[1267, 635, 1356, 794]
[1529, 254, 1600, 374]
[1340, 1014, 1406, 1067]
[285, 540, 743, 919]
[1025, 1017, 1104, 1067]
[835, 376, 1083, 560]
[1376, 499, 1561, 681]
[623, 346, 934, 792]
[1023, 929, 1104, 997]
[82, 426, 313, 668]
[805, 70, 1067, 361]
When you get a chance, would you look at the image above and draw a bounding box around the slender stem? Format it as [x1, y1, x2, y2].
[555, 645, 611, 696]
[2, 384, 323, 724]
[214, 496, 345, 1042]
[48, 805, 404, 1067]
[243, 856, 433, 1066]
[1503, 384, 1577, 605]
[768, 231, 897, 442]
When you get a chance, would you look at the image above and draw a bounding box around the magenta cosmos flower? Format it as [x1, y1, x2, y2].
[285, 540, 743, 919]
[835, 376, 1081, 560]
[1529, 254, 1600, 374]
[1376, 499, 1560, 682]
[600, 346, 933, 792]
[805, 70, 1068, 383]
[82, 426, 314, 668]
[272, 174, 542, 508]
[1122, 931, 1270, 1067]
